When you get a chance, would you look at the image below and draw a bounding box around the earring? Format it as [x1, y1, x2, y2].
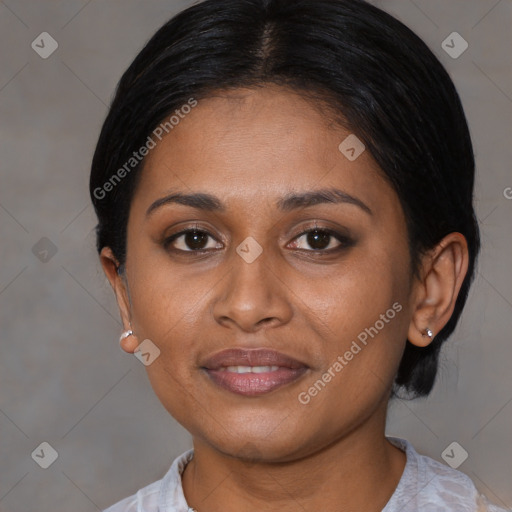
[119, 330, 133, 344]
[423, 328, 434, 339]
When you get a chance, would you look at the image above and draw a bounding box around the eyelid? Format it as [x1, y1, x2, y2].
[287, 224, 353, 252]
[287, 220, 351, 240]
[163, 226, 222, 252]
[163, 222, 354, 255]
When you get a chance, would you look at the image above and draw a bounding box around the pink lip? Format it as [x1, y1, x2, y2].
[202, 348, 308, 370]
[201, 348, 309, 396]
[204, 367, 309, 396]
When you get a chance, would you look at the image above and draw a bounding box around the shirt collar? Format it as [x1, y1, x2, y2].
[159, 448, 195, 512]
[157, 438, 414, 512]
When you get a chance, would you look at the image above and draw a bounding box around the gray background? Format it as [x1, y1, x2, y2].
[0, 0, 511, 510]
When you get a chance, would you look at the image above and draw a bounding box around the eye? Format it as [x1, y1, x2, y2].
[289, 228, 352, 252]
[163, 226, 353, 255]
[164, 228, 222, 252]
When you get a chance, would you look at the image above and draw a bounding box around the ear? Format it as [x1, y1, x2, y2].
[408, 233, 469, 348]
[100, 247, 138, 353]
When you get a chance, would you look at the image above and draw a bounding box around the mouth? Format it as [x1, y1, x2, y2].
[201, 348, 309, 396]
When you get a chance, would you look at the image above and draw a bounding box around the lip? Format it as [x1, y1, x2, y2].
[202, 348, 308, 370]
[201, 348, 309, 396]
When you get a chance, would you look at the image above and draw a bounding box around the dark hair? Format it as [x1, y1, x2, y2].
[90, 0, 480, 398]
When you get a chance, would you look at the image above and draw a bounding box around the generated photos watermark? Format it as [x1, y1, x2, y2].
[298, 301, 403, 405]
[93, 97, 198, 200]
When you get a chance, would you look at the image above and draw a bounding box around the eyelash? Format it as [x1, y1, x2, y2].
[163, 226, 354, 255]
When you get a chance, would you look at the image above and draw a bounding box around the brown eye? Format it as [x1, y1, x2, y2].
[290, 228, 353, 252]
[164, 229, 221, 252]
[305, 230, 332, 250]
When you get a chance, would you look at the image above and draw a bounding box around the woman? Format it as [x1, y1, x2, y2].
[90, 0, 508, 510]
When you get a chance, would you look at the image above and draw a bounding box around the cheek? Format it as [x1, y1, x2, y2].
[126, 263, 205, 420]
[302, 244, 411, 391]
[295, 290, 407, 439]
[126, 256, 209, 364]
[307, 246, 410, 337]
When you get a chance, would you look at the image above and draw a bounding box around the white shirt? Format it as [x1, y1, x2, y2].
[103, 437, 510, 512]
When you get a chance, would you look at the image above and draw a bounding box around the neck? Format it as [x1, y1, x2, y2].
[181, 408, 406, 512]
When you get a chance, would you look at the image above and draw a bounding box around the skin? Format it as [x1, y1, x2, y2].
[101, 85, 469, 512]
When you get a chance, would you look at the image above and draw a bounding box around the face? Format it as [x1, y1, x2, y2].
[109, 85, 417, 461]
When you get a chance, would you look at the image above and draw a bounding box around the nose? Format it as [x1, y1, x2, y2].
[212, 246, 293, 333]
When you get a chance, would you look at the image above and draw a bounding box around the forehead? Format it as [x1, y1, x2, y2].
[133, 85, 394, 214]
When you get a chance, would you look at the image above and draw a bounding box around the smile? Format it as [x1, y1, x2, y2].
[201, 347, 310, 396]
[217, 365, 280, 373]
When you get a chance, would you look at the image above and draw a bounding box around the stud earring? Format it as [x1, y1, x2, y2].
[423, 328, 433, 339]
[119, 329, 133, 344]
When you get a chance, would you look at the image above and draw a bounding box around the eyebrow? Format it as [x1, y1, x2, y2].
[145, 187, 372, 217]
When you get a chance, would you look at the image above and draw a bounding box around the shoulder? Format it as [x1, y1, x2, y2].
[102, 449, 195, 512]
[385, 437, 510, 512]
